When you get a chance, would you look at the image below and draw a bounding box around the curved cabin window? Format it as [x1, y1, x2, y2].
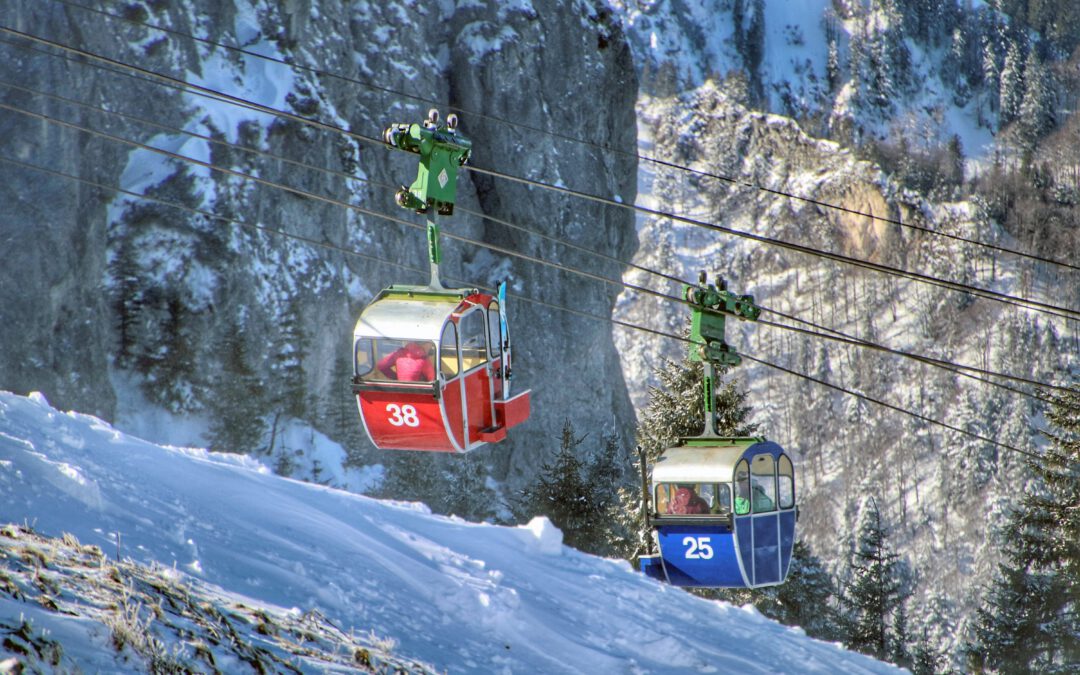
[354, 338, 374, 377]
[458, 310, 488, 372]
[655, 483, 732, 516]
[750, 454, 777, 513]
[734, 460, 751, 515]
[358, 338, 437, 382]
[440, 322, 459, 378]
[777, 455, 795, 510]
[488, 302, 502, 358]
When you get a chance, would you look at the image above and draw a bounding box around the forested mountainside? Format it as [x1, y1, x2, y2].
[3, 0, 1080, 670]
[613, 0, 1080, 667]
[0, 0, 638, 501]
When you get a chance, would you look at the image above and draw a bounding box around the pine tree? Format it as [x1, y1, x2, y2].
[731, 0, 746, 59]
[981, 31, 1002, 114]
[377, 451, 442, 506]
[1028, 385, 1080, 584]
[964, 386, 1080, 671]
[911, 634, 942, 675]
[516, 419, 596, 552]
[140, 292, 199, 413]
[328, 349, 367, 460]
[889, 600, 913, 670]
[840, 497, 906, 660]
[861, 0, 911, 112]
[206, 317, 266, 454]
[918, 590, 956, 669]
[637, 358, 757, 465]
[745, 0, 766, 75]
[752, 540, 842, 642]
[270, 294, 310, 421]
[439, 454, 496, 522]
[1017, 50, 1054, 151]
[964, 546, 1054, 672]
[826, 37, 842, 93]
[586, 430, 625, 520]
[109, 227, 142, 367]
[998, 39, 1024, 125]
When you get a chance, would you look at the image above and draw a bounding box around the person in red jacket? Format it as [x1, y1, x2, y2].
[668, 485, 710, 515]
[377, 341, 435, 381]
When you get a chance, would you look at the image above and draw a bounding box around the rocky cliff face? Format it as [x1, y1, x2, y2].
[0, 1, 638, 487]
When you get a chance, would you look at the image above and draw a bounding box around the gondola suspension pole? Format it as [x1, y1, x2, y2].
[383, 108, 472, 290]
[639, 444, 654, 557]
[684, 271, 761, 437]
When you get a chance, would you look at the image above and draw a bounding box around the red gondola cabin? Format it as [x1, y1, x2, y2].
[352, 285, 530, 452]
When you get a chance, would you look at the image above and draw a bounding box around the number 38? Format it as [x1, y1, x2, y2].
[386, 403, 420, 427]
[683, 536, 714, 560]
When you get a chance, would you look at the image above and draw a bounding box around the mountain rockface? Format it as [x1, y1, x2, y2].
[0, 1, 638, 485]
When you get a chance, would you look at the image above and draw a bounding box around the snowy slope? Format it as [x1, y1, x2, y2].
[0, 391, 900, 673]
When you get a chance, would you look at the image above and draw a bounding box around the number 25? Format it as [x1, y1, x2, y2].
[683, 536, 714, 560]
[387, 404, 420, 427]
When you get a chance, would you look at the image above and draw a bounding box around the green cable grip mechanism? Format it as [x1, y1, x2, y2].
[383, 109, 472, 290]
[685, 271, 760, 438]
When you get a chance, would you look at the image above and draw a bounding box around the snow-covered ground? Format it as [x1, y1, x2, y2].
[0, 390, 900, 673]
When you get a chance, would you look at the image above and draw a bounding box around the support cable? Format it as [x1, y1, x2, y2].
[0, 150, 1046, 462]
[0, 90, 1067, 399]
[41, 0, 1080, 277]
[3, 24, 1079, 323]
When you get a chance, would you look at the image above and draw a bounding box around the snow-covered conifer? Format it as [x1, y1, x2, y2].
[1017, 50, 1054, 150]
[839, 497, 907, 660]
[207, 316, 266, 454]
[963, 385, 1080, 671]
[515, 419, 596, 552]
[998, 39, 1024, 125]
[270, 294, 309, 421]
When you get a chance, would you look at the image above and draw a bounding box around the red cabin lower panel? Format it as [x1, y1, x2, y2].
[357, 390, 460, 452]
[462, 368, 489, 450]
[356, 377, 530, 453]
[441, 378, 467, 450]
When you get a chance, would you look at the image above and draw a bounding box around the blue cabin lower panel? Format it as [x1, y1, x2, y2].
[643, 511, 798, 589]
[654, 524, 747, 588]
[751, 515, 781, 585]
[780, 509, 796, 580]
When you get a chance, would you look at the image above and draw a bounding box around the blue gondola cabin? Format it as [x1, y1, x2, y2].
[639, 438, 796, 588]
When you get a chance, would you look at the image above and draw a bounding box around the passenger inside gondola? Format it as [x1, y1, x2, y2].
[669, 485, 709, 514]
[734, 471, 749, 514]
[656, 483, 731, 516]
[711, 483, 732, 514]
[375, 340, 436, 381]
[752, 484, 774, 512]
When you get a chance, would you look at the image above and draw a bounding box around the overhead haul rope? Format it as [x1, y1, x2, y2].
[3, 89, 1064, 399]
[0, 77, 1054, 401]
[46, 0, 1080, 277]
[2, 26, 1080, 325]
[0, 71, 688, 291]
[0, 151, 1046, 463]
[0, 86, 1066, 401]
[0, 99, 656, 306]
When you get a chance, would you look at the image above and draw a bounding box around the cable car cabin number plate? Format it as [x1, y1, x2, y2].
[359, 390, 454, 451]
